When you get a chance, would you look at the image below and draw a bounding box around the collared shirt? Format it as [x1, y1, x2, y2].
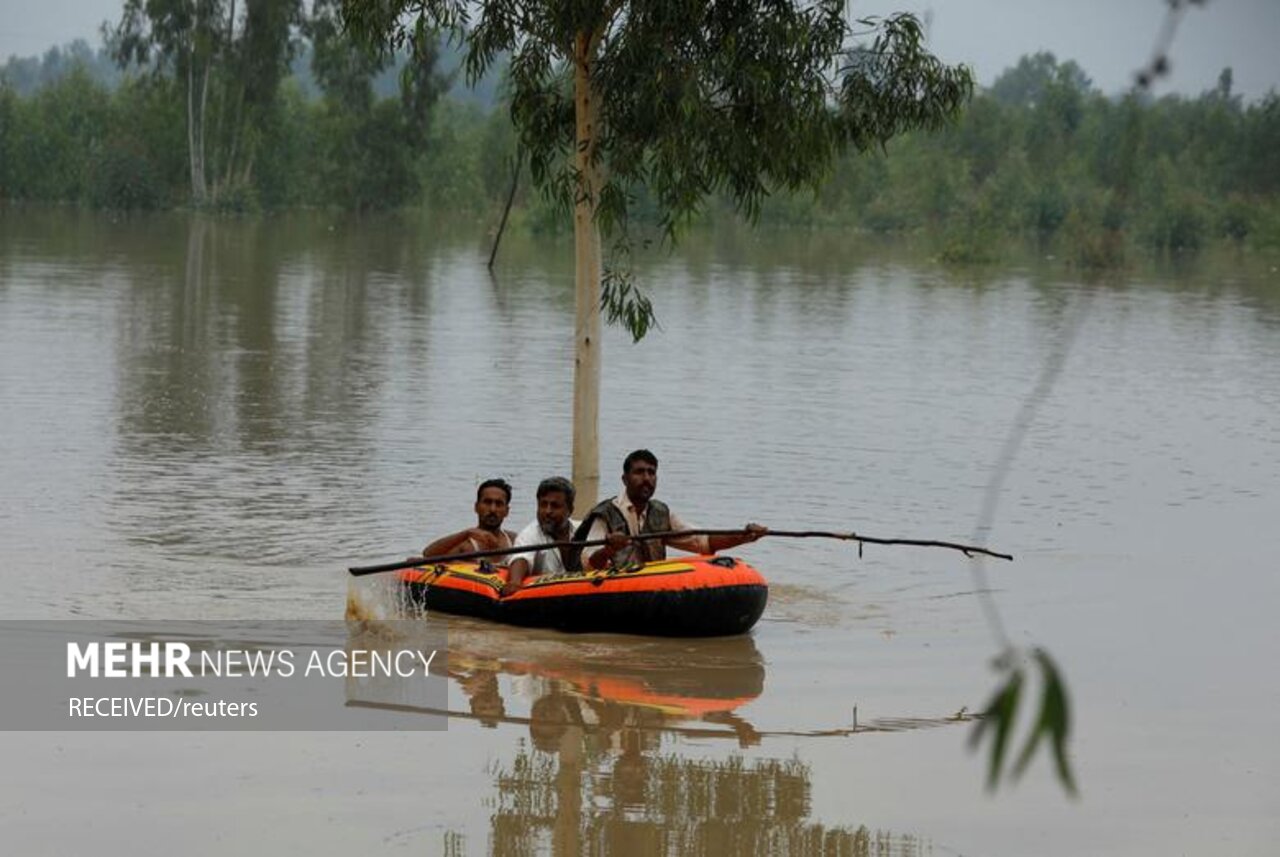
[584, 496, 711, 554]
[513, 518, 581, 575]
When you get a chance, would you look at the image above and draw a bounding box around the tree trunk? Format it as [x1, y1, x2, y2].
[571, 31, 603, 510]
[186, 61, 204, 203]
[186, 51, 210, 205]
[197, 56, 211, 202]
[212, 0, 238, 202]
[487, 152, 520, 270]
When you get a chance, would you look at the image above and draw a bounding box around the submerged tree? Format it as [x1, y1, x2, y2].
[109, 0, 303, 205]
[341, 0, 972, 507]
[109, 0, 222, 202]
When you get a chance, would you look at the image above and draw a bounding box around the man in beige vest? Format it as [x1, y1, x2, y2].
[574, 449, 766, 570]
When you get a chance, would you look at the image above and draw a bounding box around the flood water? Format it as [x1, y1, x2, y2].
[2, 207, 1278, 855]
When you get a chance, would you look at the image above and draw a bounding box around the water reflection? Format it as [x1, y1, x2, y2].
[486, 750, 930, 857]
[437, 620, 766, 740]
[418, 619, 931, 856]
[103, 213, 451, 568]
[337, 591, 957, 854]
[364, 612, 970, 738]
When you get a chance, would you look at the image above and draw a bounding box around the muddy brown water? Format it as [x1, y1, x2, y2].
[2, 208, 1278, 854]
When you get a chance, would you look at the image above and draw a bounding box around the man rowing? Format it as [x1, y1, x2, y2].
[501, 476, 581, 596]
[422, 478, 516, 561]
[574, 449, 767, 570]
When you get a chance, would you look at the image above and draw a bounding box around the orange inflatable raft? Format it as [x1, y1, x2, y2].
[398, 555, 768, 637]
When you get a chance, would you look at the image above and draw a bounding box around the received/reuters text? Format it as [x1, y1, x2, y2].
[68, 697, 258, 718]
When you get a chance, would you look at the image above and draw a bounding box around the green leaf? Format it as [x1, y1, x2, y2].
[973, 647, 1078, 798]
[971, 665, 1023, 792]
[1020, 648, 1078, 797]
[601, 267, 657, 342]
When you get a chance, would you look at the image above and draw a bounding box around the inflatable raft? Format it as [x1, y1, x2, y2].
[398, 555, 768, 637]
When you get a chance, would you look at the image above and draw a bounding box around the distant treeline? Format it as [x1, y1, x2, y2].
[0, 37, 501, 108]
[755, 54, 1280, 263]
[0, 40, 126, 95]
[2, 38, 1277, 262]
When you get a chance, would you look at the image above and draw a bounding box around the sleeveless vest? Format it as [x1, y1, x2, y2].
[568, 497, 671, 569]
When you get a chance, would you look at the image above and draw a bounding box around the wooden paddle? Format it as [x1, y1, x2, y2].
[348, 528, 1011, 576]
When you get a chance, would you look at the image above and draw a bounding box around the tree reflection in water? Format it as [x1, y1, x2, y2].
[486, 732, 927, 856]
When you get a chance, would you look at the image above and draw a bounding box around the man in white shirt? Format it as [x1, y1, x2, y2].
[502, 477, 580, 596]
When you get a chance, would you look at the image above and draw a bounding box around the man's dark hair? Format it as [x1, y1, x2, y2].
[622, 449, 658, 474]
[536, 476, 576, 510]
[477, 478, 512, 503]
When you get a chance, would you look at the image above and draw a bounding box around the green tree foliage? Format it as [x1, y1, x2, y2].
[307, 0, 384, 111]
[212, 0, 304, 202]
[306, 0, 450, 209]
[988, 51, 1091, 108]
[89, 75, 188, 209]
[0, 40, 124, 96]
[3, 67, 110, 201]
[108, 0, 305, 206]
[109, 0, 225, 202]
[2, 43, 1275, 255]
[340, 1, 972, 333]
[759, 57, 1280, 259]
[0, 84, 15, 196]
[1242, 94, 1280, 196]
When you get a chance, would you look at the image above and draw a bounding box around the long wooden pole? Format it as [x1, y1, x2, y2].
[348, 529, 1012, 576]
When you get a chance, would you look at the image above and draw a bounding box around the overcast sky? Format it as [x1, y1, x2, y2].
[1, 0, 1277, 99]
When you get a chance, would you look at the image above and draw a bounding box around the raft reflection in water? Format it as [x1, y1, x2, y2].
[446, 620, 767, 745]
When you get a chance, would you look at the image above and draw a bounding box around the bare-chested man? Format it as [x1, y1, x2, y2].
[422, 478, 516, 562]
